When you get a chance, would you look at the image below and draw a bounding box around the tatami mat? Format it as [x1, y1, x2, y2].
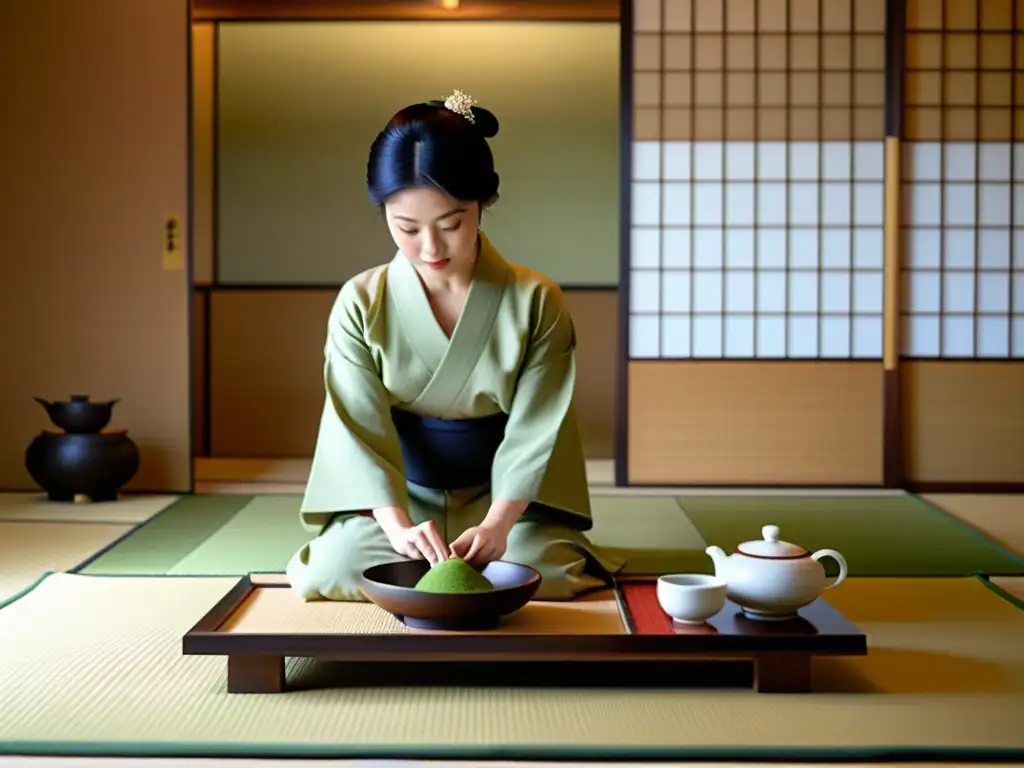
[80, 488, 1024, 579]
[0, 493, 179, 525]
[1, 573, 1022, 760]
[991, 576, 1024, 604]
[164, 494, 707, 577]
[589, 495, 707, 571]
[0, 521, 133, 602]
[165, 495, 308, 575]
[191, 462, 1023, 560]
[78, 495, 254, 575]
[679, 493, 1024, 576]
[923, 494, 1024, 557]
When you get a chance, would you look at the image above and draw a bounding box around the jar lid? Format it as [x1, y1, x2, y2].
[736, 525, 809, 558]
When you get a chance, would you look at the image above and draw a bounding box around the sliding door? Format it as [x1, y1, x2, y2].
[622, 0, 887, 486]
[0, 0, 193, 492]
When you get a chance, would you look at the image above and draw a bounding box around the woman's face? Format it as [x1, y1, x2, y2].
[384, 186, 480, 280]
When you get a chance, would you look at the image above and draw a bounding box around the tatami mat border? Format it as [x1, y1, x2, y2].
[978, 576, 1024, 612]
[1, 740, 1023, 762]
[0, 570, 55, 611]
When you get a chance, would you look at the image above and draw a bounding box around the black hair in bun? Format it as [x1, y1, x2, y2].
[366, 92, 501, 207]
[423, 99, 501, 139]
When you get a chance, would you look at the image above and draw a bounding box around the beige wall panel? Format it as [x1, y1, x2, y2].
[207, 289, 617, 459]
[0, 0, 191, 492]
[209, 290, 333, 458]
[628, 362, 884, 486]
[191, 22, 216, 285]
[903, 362, 1024, 484]
[216, 22, 620, 286]
[564, 290, 617, 458]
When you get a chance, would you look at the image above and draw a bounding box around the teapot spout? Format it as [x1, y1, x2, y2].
[33, 396, 53, 410]
[705, 545, 727, 577]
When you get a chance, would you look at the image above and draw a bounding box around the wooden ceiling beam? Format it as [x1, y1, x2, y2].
[191, 0, 620, 22]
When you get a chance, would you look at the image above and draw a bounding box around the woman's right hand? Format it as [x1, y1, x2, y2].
[384, 520, 450, 564]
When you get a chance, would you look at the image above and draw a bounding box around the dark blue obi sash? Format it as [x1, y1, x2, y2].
[390, 407, 509, 491]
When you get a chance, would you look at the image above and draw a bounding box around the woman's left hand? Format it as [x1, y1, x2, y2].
[449, 521, 509, 567]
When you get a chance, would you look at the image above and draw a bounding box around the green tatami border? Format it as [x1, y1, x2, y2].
[977, 574, 1024, 611]
[0, 570, 56, 611]
[1, 741, 1023, 763]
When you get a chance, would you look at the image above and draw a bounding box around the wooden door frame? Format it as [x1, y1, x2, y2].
[191, 0, 620, 22]
[614, 0, 1023, 493]
[186, 0, 198, 492]
[187, 0, 1020, 492]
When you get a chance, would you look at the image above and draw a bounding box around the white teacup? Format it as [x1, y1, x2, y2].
[656, 574, 727, 624]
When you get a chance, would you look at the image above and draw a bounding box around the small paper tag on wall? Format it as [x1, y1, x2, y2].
[163, 213, 184, 271]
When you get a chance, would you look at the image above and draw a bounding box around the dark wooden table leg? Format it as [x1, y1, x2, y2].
[227, 654, 285, 693]
[754, 653, 811, 693]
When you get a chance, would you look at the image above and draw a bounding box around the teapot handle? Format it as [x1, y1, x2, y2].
[811, 549, 848, 589]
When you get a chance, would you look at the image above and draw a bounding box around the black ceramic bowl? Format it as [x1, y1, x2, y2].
[34, 395, 117, 434]
[359, 559, 542, 631]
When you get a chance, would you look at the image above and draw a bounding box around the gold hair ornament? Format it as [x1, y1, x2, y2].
[443, 89, 478, 124]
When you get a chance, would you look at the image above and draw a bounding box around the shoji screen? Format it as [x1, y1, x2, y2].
[624, 0, 886, 486]
[900, 0, 1024, 486]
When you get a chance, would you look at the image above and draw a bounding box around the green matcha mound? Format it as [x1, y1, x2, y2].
[414, 557, 495, 594]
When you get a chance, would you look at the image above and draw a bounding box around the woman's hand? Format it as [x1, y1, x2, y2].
[374, 507, 450, 564]
[384, 520, 451, 564]
[449, 521, 509, 567]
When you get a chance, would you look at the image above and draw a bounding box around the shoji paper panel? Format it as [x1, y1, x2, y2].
[629, 0, 887, 359]
[901, 0, 1024, 358]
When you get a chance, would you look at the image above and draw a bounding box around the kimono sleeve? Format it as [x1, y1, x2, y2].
[490, 281, 592, 524]
[299, 282, 408, 530]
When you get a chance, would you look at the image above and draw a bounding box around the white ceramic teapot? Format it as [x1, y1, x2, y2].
[705, 524, 848, 620]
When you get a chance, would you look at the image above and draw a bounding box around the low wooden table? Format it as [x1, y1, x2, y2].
[182, 576, 867, 694]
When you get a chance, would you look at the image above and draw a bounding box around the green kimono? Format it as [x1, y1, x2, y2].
[286, 232, 625, 601]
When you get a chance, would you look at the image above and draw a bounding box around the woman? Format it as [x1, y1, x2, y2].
[287, 90, 624, 602]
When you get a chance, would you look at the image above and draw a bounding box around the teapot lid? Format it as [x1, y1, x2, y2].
[736, 525, 809, 559]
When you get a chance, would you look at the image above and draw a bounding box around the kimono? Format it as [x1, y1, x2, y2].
[286, 232, 625, 602]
